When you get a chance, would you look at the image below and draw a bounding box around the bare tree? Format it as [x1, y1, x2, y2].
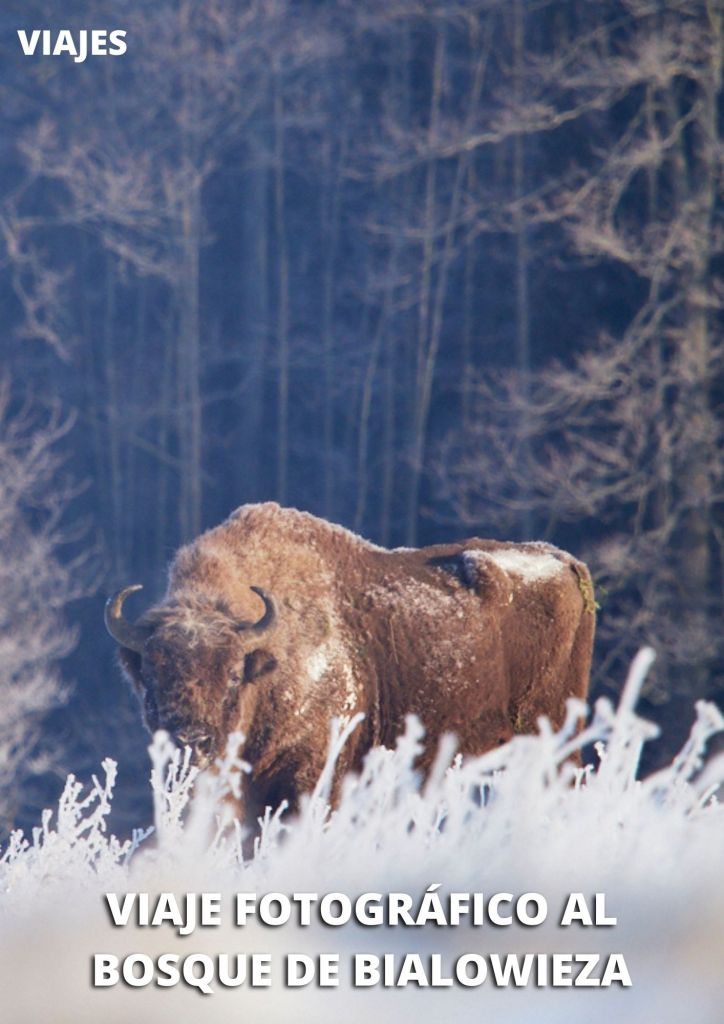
[0, 383, 86, 835]
[436, 0, 723, 699]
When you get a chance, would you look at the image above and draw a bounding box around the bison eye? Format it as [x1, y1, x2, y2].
[243, 648, 277, 682]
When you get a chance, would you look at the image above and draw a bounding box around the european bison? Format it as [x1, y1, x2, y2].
[106, 502, 595, 818]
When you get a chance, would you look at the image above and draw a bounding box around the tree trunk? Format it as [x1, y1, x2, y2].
[513, 0, 533, 541]
[403, 27, 445, 546]
[274, 72, 290, 506]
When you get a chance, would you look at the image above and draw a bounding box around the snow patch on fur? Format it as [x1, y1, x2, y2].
[305, 646, 329, 684]
[464, 547, 565, 584]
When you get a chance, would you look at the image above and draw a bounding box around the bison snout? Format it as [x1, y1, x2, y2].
[174, 729, 215, 765]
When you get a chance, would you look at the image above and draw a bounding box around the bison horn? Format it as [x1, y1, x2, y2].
[235, 586, 276, 634]
[105, 584, 152, 653]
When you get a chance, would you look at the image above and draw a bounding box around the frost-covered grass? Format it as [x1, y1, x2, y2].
[1, 650, 724, 1023]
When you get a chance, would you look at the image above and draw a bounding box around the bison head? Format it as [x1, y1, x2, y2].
[105, 584, 277, 767]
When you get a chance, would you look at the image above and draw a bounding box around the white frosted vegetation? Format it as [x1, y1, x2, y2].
[0, 392, 83, 830]
[1, 651, 723, 1023]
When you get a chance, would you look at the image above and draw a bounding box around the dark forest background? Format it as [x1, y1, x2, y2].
[0, 0, 721, 839]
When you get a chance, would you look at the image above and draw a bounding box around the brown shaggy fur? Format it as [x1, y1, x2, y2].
[117, 502, 595, 821]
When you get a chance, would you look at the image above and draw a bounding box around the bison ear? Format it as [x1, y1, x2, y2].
[244, 648, 277, 682]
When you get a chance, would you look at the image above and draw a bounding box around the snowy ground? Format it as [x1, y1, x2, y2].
[2, 649, 723, 1024]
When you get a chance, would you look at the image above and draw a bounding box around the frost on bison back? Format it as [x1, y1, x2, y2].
[105, 502, 595, 824]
